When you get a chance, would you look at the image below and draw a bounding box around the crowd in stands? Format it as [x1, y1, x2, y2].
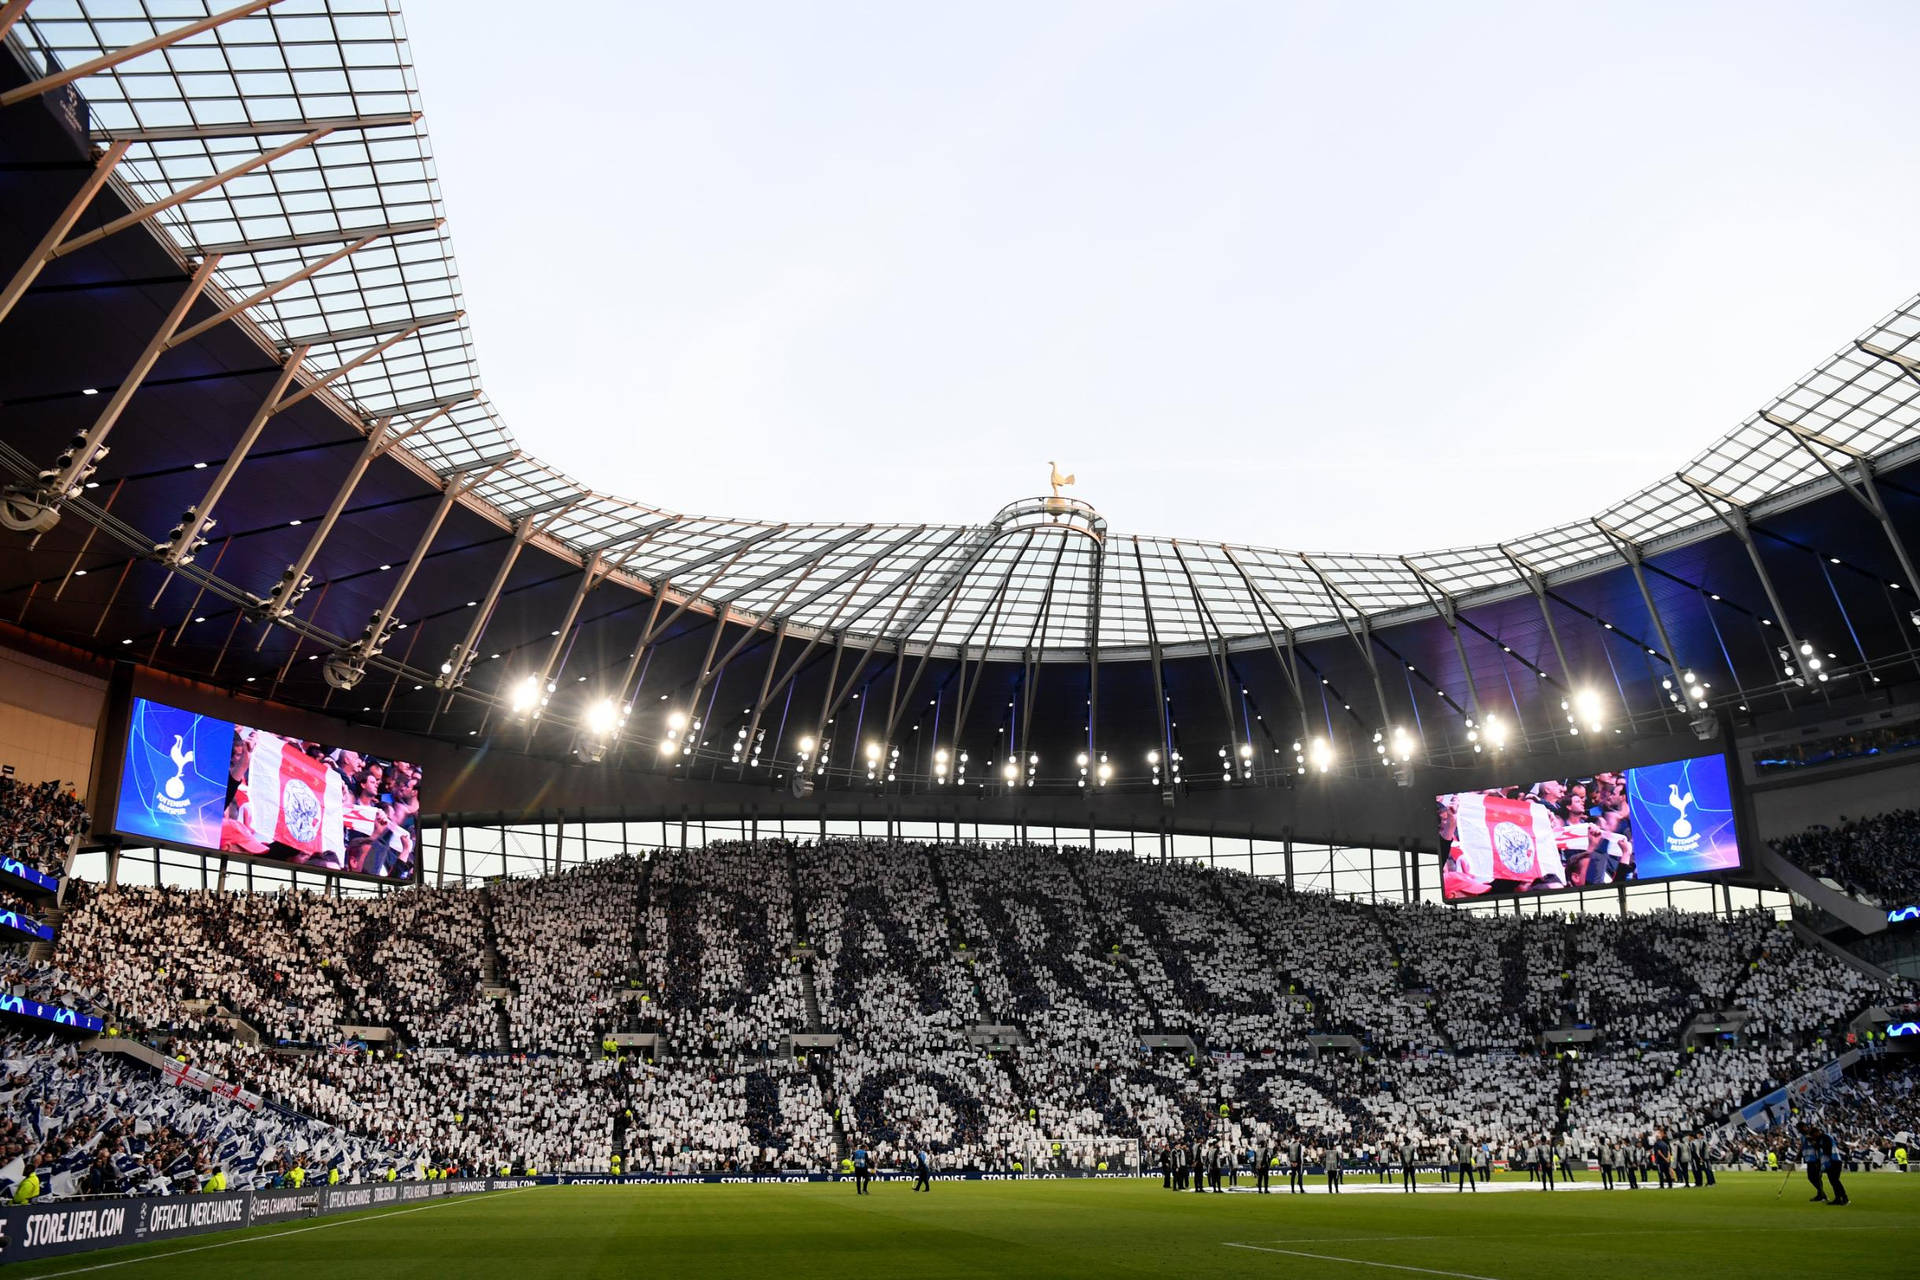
[1774, 809, 1920, 908]
[0, 1031, 409, 1197]
[0, 775, 87, 880]
[0, 836, 1910, 1193]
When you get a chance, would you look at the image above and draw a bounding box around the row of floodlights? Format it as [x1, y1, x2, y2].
[501, 680, 1622, 772]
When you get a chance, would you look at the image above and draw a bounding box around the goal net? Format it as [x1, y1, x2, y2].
[1032, 1136, 1142, 1175]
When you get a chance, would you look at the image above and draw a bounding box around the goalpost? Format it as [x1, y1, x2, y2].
[1035, 1137, 1144, 1176]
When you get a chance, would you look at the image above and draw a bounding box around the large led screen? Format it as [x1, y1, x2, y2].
[114, 697, 422, 882]
[1436, 751, 1738, 901]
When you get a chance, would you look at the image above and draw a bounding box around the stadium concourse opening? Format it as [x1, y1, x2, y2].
[1, 2, 1919, 1277]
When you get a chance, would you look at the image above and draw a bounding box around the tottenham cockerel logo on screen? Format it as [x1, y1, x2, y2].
[280, 777, 323, 846]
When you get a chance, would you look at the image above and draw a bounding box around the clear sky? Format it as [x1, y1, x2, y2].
[401, 0, 1920, 552]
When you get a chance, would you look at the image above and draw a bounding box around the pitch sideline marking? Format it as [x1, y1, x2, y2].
[17, 1185, 539, 1279]
[1224, 1241, 1503, 1279]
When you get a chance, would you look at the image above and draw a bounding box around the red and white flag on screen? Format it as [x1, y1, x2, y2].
[1450, 792, 1564, 885]
[246, 732, 343, 858]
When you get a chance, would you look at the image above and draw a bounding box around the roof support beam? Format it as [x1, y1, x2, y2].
[1498, 545, 1575, 693]
[1131, 539, 1175, 773]
[1765, 409, 1920, 598]
[1857, 339, 1920, 388]
[151, 344, 309, 584]
[1219, 546, 1314, 748]
[0, 0, 32, 46]
[1, 0, 288, 108]
[0, 139, 130, 329]
[1592, 520, 1695, 725]
[611, 549, 762, 717]
[167, 224, 438, 350]
[282, 308, 462, 351]
[190, 218, 443, 258]
[365, 389, 479, 422]
[734, 620, 788, 777]
[530, 552, 609, 698]
[1299, 553, 1394, 736]
[269, 315, 452, 416]
[1401, 558, 1485, 727]
[1676, 476, 1814, 687]
[1170, 543, 1245, 754]
[91, 110, 418, 144]
[713, 526, 872, 606]
[429, 511, 547, 726]
[256, 415, 422, 629]
[330, 463, 497, 678]
[22, 253, 221, 519]
[53, 126, 336, 259]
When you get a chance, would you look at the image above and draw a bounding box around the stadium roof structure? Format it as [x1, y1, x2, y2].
[4, 1, 1920, 795]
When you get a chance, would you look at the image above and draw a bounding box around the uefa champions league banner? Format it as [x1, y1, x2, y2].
[0, 909, 54, 942]
[0, 991, 105, 1034]
[0, 1178, 527, 1263]
[0, 855, 60, 894]
[1437, 750, 1741, 901]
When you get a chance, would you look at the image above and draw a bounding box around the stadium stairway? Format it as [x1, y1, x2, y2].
[477, 894, 514, 1051]
[23, 904, 62, 962]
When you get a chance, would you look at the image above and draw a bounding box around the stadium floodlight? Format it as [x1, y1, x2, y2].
[1482, 713, 1508, 750]
[798, 735, 815, 756]
[508, 674, 541, 715]
[1389, 725, 1416, 763]
[1097, 756, 1112, 785]
[1563, 687, 1605, 734]
[1003, 761, 1020, 781]
[668, 710, 688, 731]
[586, 698, 618, 738]
[1307, 737, 1333, 773]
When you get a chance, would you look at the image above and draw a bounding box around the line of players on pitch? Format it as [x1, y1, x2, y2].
[1157, 1128, 1725, 1193]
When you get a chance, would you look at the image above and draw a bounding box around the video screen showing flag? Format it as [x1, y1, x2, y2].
[113, 697, 423, 882]
[1436, 751, 1739, 901]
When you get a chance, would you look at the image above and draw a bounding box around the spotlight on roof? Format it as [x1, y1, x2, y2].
[508, 674, 541, 715]
[1563, 687, 1605, 735]
[1307, 737, 1333, 773]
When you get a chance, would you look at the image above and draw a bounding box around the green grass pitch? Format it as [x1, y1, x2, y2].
[11, 1172, 1915, 1279]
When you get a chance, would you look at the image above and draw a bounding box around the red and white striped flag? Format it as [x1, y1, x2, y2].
[1450, 792, 1564, 886]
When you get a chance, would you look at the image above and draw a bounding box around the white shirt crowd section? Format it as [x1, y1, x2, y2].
[494, 859, 644, 1054]
[0, 1031, 408, 1196]
[641, 843, 807, 1052]
[26, 839, 1907, 1176]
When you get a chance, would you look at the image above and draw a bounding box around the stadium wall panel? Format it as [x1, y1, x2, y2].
[0, 645, 105, 800]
